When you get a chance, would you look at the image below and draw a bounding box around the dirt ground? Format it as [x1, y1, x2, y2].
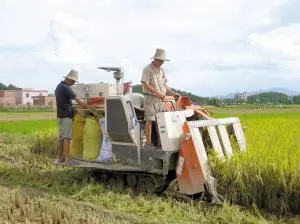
[0, 112, 56, 121]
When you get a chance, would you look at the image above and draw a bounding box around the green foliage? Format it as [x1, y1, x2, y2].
[292, 95, 300, 104]
[30, 128, 57, 155]
[0, 105, 55, 112]
[247, 92, 289, 104]
[133, 84, 300, 105]
[0, 82, 18, 90]
[132, 84, 219, 105]
[0, 83, 6, 90]
[173, 88, 220, 105]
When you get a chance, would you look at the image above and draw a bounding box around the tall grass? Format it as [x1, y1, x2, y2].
[212, 113, 300, 214]
[0, 119, 58, 156]
[30, 128, 57, 156]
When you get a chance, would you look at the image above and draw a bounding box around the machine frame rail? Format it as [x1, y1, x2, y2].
[176, 117, 247, 204]
[188, 117, 246, 158]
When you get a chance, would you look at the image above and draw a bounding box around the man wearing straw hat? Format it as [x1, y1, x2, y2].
[141, 48, 180, 146]
[55, 69, 90, 165]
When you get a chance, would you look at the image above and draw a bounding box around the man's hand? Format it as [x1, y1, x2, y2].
[174, 92, 181, 100]
[75, 96, 89, 109]
[154, 90, 165, 99]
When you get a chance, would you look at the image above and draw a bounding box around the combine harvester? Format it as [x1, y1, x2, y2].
[64, 67, 247, 203]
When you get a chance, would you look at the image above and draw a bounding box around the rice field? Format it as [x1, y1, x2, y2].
[213, 112, 300, 214]
[0, 107, 300, 223]
[0, 132, 266, 223]
[0, 120, 56, 134]
[0, 111, 56, 121]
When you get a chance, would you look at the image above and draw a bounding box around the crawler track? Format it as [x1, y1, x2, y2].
[89, 169, 173, 194]
[87, 169, 214, 204]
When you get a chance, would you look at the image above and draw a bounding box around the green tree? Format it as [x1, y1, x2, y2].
[247, 92, 288, 104]
[7, 84, 18, 89]
[292, 95, 300, 104]
[0, 83, 18, 90]
[0, 83, 8, 90]
[132, 84, 217, 105]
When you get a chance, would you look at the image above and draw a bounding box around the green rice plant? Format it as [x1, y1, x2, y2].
[30, 128, 58, 156]
[2, 109, 300, 220]
[212, 113, 300, 214]
[0, 105, 55, 112]
[0, 167, 267, 224]
[0, 120, 56, 134]
[0, 126, 295, 223]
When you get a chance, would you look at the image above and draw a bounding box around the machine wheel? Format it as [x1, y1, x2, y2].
[126, 174, 137, 187]
[136, 177, 146, 193]
[108, 175, 125, 189]
[144, 177, 156, 194]
[93, 171, 109, 183]
[136, 176, 156, 194]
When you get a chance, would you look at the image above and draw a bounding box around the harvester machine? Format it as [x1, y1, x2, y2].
[63, 67, 247, 202]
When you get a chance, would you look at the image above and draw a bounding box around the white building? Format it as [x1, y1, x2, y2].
[71, 83, 123, 98]
[15, 88, 48, 105]
[235, 92, 248, 101]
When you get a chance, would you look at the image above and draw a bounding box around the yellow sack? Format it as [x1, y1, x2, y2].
[83, 117, 102, 160]
[70, 114, 86, 158]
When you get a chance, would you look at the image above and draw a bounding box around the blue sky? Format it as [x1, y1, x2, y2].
[0, 0, 299, 96]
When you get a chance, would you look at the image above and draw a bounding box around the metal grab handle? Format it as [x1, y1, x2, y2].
[153, 100, 176, 113]
[127, 101, 137, 129]
[126, 101, 135, 115]
[163, 100, 176, 111]
[153, 101, 165, 113]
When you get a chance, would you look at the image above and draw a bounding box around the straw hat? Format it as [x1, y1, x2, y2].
[64, 69, 78, 82]
[151, 48, 170, 61]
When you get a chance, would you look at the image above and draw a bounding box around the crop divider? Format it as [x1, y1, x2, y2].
[188, 117, 247, 159]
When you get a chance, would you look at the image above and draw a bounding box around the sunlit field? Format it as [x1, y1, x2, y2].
[213, 112, 300, 214]
[0, 107, 299, 223]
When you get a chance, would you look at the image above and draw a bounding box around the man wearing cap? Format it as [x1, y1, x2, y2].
[141, 48, 180, 146]
[55, 69, 90, 164]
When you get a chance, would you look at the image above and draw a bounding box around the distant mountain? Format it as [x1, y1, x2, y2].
[223, 87, 300, 99]
[132, 84, 218, 105]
